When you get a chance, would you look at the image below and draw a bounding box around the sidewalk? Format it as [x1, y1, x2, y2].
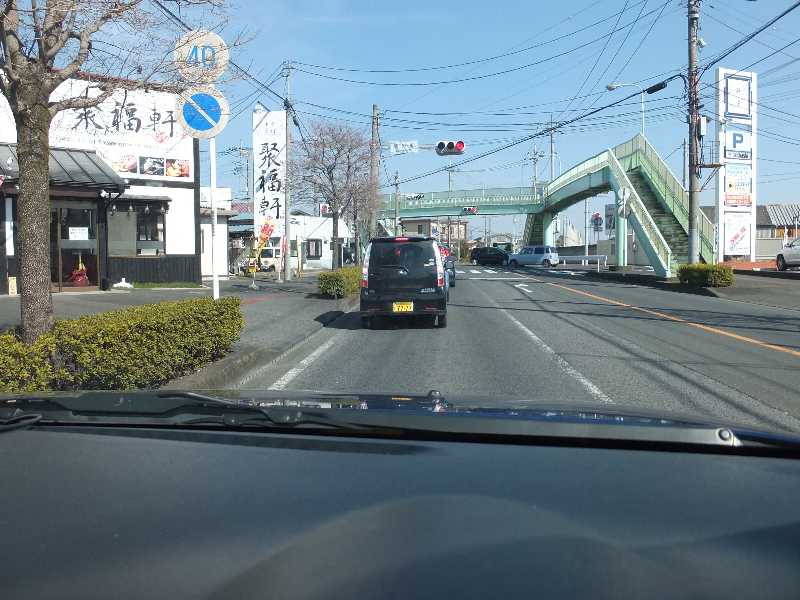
[2, 273, 359, 388]
[578, 266, 800, 311]
[165, 274, 358, 389]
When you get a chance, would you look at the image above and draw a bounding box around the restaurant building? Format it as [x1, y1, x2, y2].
[1, 78, 202, 294]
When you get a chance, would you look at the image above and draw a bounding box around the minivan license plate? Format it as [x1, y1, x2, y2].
[392, 301, 413, 313]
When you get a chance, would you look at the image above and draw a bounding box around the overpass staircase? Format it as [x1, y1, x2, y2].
[526, 134, 715, 277]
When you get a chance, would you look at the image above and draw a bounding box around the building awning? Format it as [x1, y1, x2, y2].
[0, 143, 126, 193]
[229, 224, 255, 235]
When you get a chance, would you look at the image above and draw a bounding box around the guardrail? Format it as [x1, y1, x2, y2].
[607, 149, 672, 277]
[559, 255, 608, 272]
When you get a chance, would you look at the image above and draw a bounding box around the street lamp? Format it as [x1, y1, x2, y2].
[606, 82, 645, 136]
[606, 80, 670, 138]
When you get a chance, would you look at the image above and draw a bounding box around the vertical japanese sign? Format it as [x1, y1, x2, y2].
[0, 79, 192, 181]
[715, 68, 757, 260]
[252, 106, 287, 242]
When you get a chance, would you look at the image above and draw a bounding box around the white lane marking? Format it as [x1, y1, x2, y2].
[501, 309, 614, 404]
[483, 269, 497, 274]
[470, 269, 481, 274]
[456, 270, 466, 274]
[465, 277, 527, 281]
[513, 283, 529, 289]
[269, 336, 338, 391]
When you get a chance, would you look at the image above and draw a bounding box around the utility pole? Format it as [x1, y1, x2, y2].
[687, 0, 701, 264]
[394, 170, 400, 234]
[284, 62, 292, 281]
[584, 198, 589, 264]
[369, 104, 380, 239]
[447, 163, 452, 254]
[549, 114, 555, 184]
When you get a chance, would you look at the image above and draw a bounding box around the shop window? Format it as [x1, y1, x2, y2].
[107, 209, 137, 256]
[307, 239, 322, 259]
[135, 205, 166, 255]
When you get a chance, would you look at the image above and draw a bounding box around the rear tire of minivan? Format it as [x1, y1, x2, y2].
[542, 259, 552, 268]
[437, 314, 447, 328]
[509, 260, 518, 267]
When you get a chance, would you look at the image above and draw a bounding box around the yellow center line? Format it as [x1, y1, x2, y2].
[510, 272, 800, 359]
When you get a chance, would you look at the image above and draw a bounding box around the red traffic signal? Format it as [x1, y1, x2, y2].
[436, 140, 465, 156]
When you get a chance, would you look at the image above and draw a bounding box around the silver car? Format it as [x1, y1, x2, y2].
[508, 245, 560, 268]
[777, 237, 800, 271]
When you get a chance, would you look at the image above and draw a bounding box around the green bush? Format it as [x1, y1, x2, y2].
[0, 297, 244, 392]
[0, 333, 56, 392]
[318, 266, 361, 298]
[677, 264, 734, 288]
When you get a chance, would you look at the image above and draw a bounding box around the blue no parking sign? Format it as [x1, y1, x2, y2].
[177, 85, 229, 139]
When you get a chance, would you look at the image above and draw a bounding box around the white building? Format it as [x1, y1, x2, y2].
[199, 187, 235, 279]
[1, 77, 203, 292]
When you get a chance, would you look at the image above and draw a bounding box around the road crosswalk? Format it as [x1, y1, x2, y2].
[456, 267, 585, 279]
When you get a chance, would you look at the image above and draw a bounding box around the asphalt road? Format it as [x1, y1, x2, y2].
[236, 266, 800, 433]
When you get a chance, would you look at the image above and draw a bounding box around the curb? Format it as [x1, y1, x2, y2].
[732, 269, 800, 280]
[162, 295, 359, 390]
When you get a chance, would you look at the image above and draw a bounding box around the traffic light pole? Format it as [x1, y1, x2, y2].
[369, 104, 379, 239]
[284, 63, 292, 281]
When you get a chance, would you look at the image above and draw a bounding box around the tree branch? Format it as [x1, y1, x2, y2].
[43, 0, 78, 61]
[30, 0, 46, 63]
[52, 0, 144, 87]
[1, 0, 22, 84]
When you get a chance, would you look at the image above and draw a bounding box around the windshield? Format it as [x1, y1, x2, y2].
[3, 0, 800, 444]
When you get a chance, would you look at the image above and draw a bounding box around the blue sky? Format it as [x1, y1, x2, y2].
[208, 0, 800, 238]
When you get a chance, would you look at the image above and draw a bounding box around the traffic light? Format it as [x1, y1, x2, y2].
[436, 140, 465, 156]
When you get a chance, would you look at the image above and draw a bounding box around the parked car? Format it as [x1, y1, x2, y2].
[469, 246, 509, 266]
[508, 245, 560, 268]
[777, 237, 800, 271]
[259, 247, 282, 271]
[360, 236, 449, 328]
[438, 243, 456, 287]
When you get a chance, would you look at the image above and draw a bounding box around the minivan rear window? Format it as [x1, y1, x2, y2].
[534, 247, 544, 254]
[371, 241, 436, 269]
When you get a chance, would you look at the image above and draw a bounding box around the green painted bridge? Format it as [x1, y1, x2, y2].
[380, 134, 715, 277]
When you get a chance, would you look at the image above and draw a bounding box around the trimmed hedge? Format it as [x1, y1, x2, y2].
[0, 297, 244, 392]
[677, 264, 734, 288]
[318, 266, 361, 298]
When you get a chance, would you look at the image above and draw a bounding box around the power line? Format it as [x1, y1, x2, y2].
[292, 0, 645, 74]
[609, 0, 670, 84]
[293, 1, 672, 88]
[382, 80, 676, 187]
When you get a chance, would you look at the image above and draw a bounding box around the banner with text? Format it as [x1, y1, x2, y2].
[0, 79, 193, 182]
[715, 68, 757, 260]
[252, 106, 287, 243]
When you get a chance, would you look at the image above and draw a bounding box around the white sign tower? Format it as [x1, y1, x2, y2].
[715, 68, 757, 262]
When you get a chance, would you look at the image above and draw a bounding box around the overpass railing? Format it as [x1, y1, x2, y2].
[615, 134, 715, 263]
[544, 150, 607, 205]
[607, 149, 672, 277]
[379, 186, 540, 212]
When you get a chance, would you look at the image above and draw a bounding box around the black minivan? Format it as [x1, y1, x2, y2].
[360, 236, 448, 329]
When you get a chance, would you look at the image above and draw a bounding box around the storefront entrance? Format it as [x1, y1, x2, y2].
[50, 201, 99, 290]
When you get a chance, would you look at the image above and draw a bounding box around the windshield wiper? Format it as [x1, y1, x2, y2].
[0, 413, 43, 433]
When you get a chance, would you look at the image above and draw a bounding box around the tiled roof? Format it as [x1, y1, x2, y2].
[0, 143, 126, 192]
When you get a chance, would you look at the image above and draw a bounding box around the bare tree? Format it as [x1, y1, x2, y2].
[292, 121, 370, 269]
[0, 0, 228, 343]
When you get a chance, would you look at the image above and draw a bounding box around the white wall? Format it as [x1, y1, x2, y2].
[4, 197, 12, 256]
[200, 187, 232, 211]
[126, 184, 196, 255]
[200, 216, 229, 278]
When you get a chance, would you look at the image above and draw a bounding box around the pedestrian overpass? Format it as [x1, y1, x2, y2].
[379, 134, 715, 277]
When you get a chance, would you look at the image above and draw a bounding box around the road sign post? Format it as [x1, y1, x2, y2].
[175, 31, 229, 300]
